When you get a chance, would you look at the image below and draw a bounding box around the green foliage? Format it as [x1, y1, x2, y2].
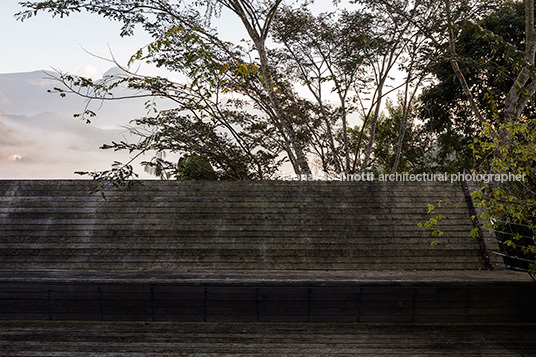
[177, 155, 219, 180]
[17, 0, 313, 182]
[372, 97, 438, 174]
[471, 116, 536, 273]
[418, 201, 448, 243]
[75, 161, 142, 200]
[17, 0, 446, 180]
[419, 1, 531, 172]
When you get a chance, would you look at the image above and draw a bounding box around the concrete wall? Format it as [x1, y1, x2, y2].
[0, 180, 483, 271]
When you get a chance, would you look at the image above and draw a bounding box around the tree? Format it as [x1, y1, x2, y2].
[271, 7, 375, 174]
[471, 117, 536, 273]
[419, 1, 531, 171]
[371, 96, 436, 174]
[271, 3, 430, 175]
[412, 0, 536, 273]
[19, 0, 435, 179]
[17, 0, 313, 179]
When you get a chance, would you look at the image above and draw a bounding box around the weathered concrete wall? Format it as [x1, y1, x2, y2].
[0, 180, 483, 271]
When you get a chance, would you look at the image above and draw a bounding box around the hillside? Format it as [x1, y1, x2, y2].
[0, 69, 153, 179]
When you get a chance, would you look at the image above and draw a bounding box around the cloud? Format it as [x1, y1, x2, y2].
[0, 69, 167, 179]
[0, 120, 28, 147]
[0, 112, 135, 179]
[75, 65, 103, 79]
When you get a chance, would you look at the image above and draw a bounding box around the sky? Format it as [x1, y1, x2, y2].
[0, 2, 268, 179]
[1, 2, 147, 77]
[0, 1, 341, 77]
[0, 1, 354, 179]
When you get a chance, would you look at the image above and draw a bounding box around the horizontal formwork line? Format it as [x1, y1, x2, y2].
[0, 216, 466, 224]
[0, 213, 462, 221]
[0, 209, 471, 216]
[0, 212, 469, 221]
[0, 261, 483, 271]
[0, 222, 473, 228]
[0, 209, 461, 217]
[0, 248, 480, 255]
[0, 241, 476, 247]
[0, 191, 464, 198]
[0, 231, 473, 237]
[0, 234, 474, 240]
[0, 225, 472, 233]
[0, 256, 482, 263]
[0, 235, 475, 241]
[0, 195, 463, 202]
[0, 248, 478, 263]
[0, 239, 478, 251]
[0, 247, 480, 255]
[0, 221, 473, 228]
[0, 229, 469, 235]
[0, 203, 463, 211]
[0, 230, 473, 236]
[0, 210, 471, 216]
[0, 220, 472, 227]
[0, 237, 477, 243]
[0, 238, 478, 247]
[0, 206, 466, 213]
[0, 243, 479, 249]
[0, 200, 463, 207]
[0, 231, 474, 238]
[0, 204, 462, 211]
[0, 254, 479, 264]
[0, 267, 483, 273]
[0, 219, 471, 227]
[0, 211, 470, 218]
[0, 232, 474, 238]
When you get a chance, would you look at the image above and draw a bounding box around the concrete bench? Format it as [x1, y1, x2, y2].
[0, 180, 534, 323]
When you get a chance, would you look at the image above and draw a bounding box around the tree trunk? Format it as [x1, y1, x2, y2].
[360, 86, 383, 174]
[504, 0, 536, 126]
[444, 0, 486, 124]
[391, 88, 409, 175]
[255, 44, 311, 175]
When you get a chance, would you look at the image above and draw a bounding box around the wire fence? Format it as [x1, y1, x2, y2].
[486, 226, 535, 274]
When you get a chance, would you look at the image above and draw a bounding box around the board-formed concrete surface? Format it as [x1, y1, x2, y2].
[1, 270, 535, 323]
[0, 180, 483, 271]
[1, 180, 534, 326]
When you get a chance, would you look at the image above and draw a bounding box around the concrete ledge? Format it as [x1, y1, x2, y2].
[0, 269, 533, 284]
[1, 270, 535, 323]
